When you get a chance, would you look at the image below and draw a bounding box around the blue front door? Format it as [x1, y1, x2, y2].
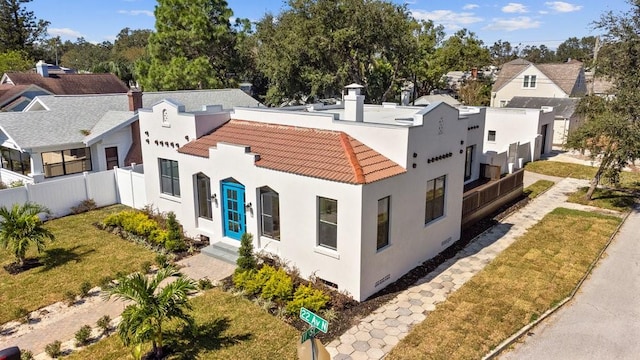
[221, 181, 245, 240]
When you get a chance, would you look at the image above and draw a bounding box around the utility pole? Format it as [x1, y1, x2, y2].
[590, 36, 601, 96]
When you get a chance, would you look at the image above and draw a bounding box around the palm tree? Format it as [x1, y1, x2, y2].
[0, 202, 54, 267]
[105, 267, 197, 359]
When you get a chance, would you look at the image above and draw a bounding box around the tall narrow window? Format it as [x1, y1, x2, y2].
[196, 173, 211, 219]
[159, 158, 180, 197]
[318, 197, 337, 250]
[260, 187, 280, 240]
[464, 145, 474, 181]
[377, 196, 390, 250]
[425, 175, 446, 224]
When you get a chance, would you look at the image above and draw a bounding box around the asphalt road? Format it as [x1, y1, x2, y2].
[501, 205, 640, 360]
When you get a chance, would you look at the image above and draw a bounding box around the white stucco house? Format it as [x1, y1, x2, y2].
[138, 84, 484, 301]
[490, 58, 586, 108]
[0, 89, 260, 184]
[506, 97, 581, 146]
[481, 106, 555, 173]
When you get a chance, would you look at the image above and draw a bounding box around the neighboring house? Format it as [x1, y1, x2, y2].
[507, 97, 581, 145]
[0, 89, 260, 184]
[139, 84, 482, 301]
[0, 61, 129, 111]
[413, 94, 461, 107]
[482, 106, 555, 173]
[491, 58, 586, 107]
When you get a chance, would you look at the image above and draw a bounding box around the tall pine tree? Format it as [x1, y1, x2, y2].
[135, 0, 236, 91]
[0, 0, 49, 56]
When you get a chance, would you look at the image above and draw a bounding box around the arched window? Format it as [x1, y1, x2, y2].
[196, 173, 211, 219]
[260, 187, 280, 240]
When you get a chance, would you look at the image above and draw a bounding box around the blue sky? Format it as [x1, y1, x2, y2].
[26, 1, 629, 48]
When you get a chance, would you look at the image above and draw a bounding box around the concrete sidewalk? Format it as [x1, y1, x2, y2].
[0, 254, 235, 355]
[326, 177, 598, 359]
[501, 205, 640, 360]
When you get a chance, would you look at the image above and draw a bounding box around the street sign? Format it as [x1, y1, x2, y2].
[299, 307, 328, 333]
[301, 327, 319, 344]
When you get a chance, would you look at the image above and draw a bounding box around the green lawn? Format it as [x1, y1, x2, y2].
[0, 205, 156, 324]
[66, 289, 299, 359]
[567, 187, 636, 212]
[523, 179, 555, 199]
[388, 208, 621, 360]
[524, 160, 640, 189]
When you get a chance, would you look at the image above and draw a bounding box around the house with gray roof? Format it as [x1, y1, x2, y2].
[490, 58, 586, 108]
[506, 97, 582, 145]
[0, 89, 261, 184]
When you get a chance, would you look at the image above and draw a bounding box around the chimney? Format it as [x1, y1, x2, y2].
[127, 89, 143, 112]
[344, 83, 364, 122]
[471, 67, 478, 80]
[36, 60, 48, 77]
[401, 88, 411, 106]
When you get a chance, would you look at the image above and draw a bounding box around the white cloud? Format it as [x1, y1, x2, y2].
[463, 4, 479, 10]
[538, 10, 549, 14]
[502, 3, 528, 13]
[484, 16, 541, 31]
[48, 27, 84, 39]
[545, 1, 583, 13]
[411, 9, 483, 31]
[118, 9, 154, 17]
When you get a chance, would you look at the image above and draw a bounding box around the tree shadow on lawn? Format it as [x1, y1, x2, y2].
[163, 317, 252, 359]
[39, 245, 95, 272]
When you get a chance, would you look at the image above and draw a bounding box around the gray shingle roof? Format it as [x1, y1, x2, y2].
[506, 96, 580, 118]
[0, 89, 261, 150]
[492, 58, 584, 96]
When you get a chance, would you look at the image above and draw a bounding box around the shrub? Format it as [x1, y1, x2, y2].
[70, 199, 98, 214]
[75, 324, 92, 346]
[165, 211, 186, 251]
[64, 290, 77, 306]
[155, 253, 169, 268]
[9, 180, 24, 188]
[198, 278, 214, 290]
[20, 349, 34, 360]
[45, 340, 62, 358]
[236, 233, 257, 272]
[261, 267, 293, 301]
[233, 269, 256, 290]
[97, 315, 112, 335]
[13, 307, 29, 324]
[243, 265, 276, 296]
[135, 218, 159, 237]
[79, 281, 92, 298]
[286, 284, 330, 315]
[149, 229, 169, 245]
[0, 181, 6, 190]
[140, 261, 152, 274]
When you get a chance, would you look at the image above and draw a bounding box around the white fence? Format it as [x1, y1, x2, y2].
[0, 164, 147, 218]
[115, 164, 147, 209]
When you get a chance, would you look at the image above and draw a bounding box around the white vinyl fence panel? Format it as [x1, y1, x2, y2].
[0, 167, 146, 219]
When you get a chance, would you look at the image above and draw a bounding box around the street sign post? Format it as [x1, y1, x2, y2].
[299, 307, 329, 333]
[301, 327, 319, 344]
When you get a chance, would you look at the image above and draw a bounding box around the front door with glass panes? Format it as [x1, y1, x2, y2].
[221, 181, 245, 240]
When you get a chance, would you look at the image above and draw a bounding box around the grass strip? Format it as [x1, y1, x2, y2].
[524, 160, 640, 189]
[523, 180, 555, 199]
[66, 289, 298, 359]
[387, 208, 621, 360]
[567, 187, 636, 212]
[0, 205, 156, 324]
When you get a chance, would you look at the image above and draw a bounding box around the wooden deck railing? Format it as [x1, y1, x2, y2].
[462, 168, 524, 227]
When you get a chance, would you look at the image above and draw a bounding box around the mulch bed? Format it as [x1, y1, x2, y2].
[221, 194, 532, 344]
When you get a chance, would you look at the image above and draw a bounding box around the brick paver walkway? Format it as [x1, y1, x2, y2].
[0, 254, 235, 355]
[326, 177, 599, 359]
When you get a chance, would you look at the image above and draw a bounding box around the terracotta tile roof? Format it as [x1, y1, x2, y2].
[4, 72, 128, 95]
[492, 58, 584, 96]
[178, 120, 406, 184]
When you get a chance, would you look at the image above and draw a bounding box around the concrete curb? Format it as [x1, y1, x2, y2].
[482, 206, 633, 360]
